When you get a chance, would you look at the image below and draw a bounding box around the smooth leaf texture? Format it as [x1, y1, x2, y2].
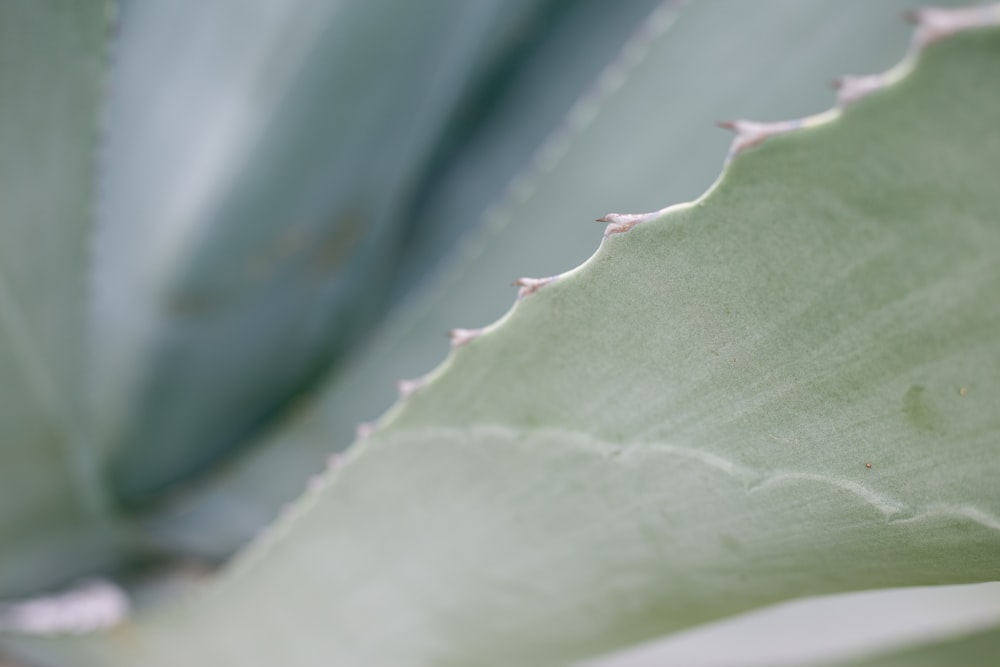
[7, 18, 999, 667]
[140, 0, 674, 561]
[0, 1, 122, 597]
[584, 582, 1000, 667]
[141, 0, 951, 563]
[93, 0, 567, 505]
[841, 623, 1000, 667]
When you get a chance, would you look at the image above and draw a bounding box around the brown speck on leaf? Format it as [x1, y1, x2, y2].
[865, 462, 872, 469]
[311, 209, 366, 274]
[959, 387, 968, 397]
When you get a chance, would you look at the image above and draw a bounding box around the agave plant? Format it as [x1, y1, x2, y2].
[1, 1, 999, 665]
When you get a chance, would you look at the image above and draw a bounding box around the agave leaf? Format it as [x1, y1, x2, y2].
[0, 1, 122, 597]
[140, 0, 673, 560]
[141, 0, 961, 563]
[93, 0, 567, 505]
[583, 582, 1000, 667]
[7, 9, 999, 667]
[838, 623, 1000, 667]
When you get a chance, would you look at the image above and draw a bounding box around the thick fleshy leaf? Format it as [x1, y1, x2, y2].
[140, 0, 954, 562]
[93, 0, 565, 505]
[0, 1, 121, 597]
[6, 12, 998, 667]
[141, 0, 672, 560]
[583, 582, 1000, 667]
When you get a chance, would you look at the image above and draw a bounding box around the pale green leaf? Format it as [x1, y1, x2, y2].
[141, 0, 961, 564]
[0, 0, 121, 597]
[93, 0, 564, 505]
[6, 11, 998, 667]
[140, 0, 673, 560]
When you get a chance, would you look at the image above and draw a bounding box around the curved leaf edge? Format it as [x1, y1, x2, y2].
[213, 1, 1000, 597]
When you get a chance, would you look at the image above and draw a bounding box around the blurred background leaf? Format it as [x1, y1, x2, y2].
[94, 0, 594, 505]
[0, 0, 122, 597]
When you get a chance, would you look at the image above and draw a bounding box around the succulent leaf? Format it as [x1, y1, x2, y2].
[139, 0, 967, 567]
[0, 0, 122, 597]
[93, 0, 569, 505]
[6, 6, 999, 667]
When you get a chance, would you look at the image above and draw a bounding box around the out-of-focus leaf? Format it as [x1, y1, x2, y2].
[93, 0, 566, 505]
[0, 1, 121, 597]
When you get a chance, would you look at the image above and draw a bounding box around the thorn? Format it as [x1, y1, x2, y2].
[959, 387, 968, 397]
[327, 452, 346, 470]
[396, 377, 424, 399]
[355, 422, 375, 439]
[515, 276, 556, 299]
[834, 74, 885, 106]
[909, 6, 1000, 47]
[307, 474, 324, 493]
[598, 212, 652, 237]
[448, 328, 482, 349]
[717, 119, 772, 155]
[718, 117, 821, 156]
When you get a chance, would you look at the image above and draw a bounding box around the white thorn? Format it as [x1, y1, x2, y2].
[718, 119, 795, 156]
[355, 422, 375, 440]
[597, 212, 654, 237]
[910, 5, 1000, 47]
[834, 74, 886, 106]
[448, 328, 482, 349]
[514, 276, 557, 299]
[396, 377, 424, 399]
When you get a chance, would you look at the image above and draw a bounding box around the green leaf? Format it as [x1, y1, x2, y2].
[139, 0, 673, 560]
[0, 0, 121, 597]
[138, 0, 965, 564]
[8, 9, 999, 667]
[584, 582, 1000, 666]
[93, 0, 566, 505]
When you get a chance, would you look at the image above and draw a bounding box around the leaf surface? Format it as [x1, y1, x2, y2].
[0, 0, 119, 596]
[143, 0, 952, 562]
[9, 11, 999, 667]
